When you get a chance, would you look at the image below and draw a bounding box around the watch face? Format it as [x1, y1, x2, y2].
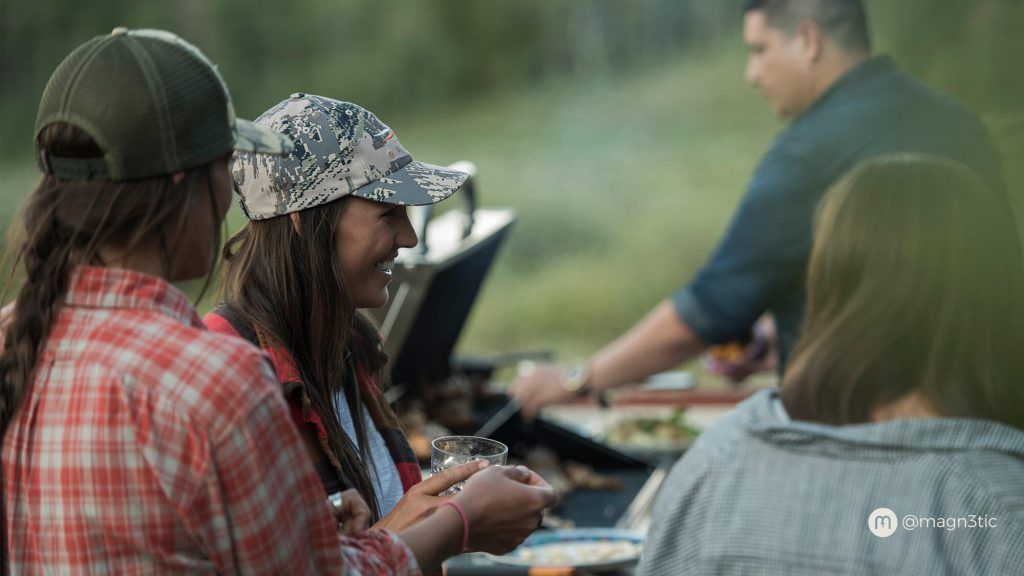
[563, 361, 590, 393]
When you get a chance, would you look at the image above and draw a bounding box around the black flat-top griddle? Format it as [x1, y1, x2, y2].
[471, 397, 653, 528]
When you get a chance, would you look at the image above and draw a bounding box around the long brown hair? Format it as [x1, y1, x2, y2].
[1, 123, 223, 433]
[781, 154, 1024, 429]
[219, 197, 398, 521]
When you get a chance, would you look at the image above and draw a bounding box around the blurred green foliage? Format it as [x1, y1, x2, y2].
[1, 0, 744, 162]
[1, 0, 1021, 357]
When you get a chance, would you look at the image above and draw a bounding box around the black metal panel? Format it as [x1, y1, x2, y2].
[557, 468, 651, 527]
[390, 223, 513, 387]
[469, 398, 653, 528]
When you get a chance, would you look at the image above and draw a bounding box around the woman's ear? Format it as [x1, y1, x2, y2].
[290, 212, 302, 236]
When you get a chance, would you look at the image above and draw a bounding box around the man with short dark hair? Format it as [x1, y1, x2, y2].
[510, 0, 1005, 416]
[743, 0, 872, 119]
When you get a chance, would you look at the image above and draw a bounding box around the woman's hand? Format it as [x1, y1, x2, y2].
[373, 460, 484, 533]
[328, 488, 371, 536]
[453, 464, 558, 555]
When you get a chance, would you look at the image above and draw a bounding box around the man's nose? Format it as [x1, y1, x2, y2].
[745, 61, 758, 86]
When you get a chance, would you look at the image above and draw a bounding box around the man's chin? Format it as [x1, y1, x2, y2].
[761, 97, 787, 119]
[774, 105, 798, 121]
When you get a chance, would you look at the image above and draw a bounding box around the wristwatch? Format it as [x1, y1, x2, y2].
[561, 359, 593, 395]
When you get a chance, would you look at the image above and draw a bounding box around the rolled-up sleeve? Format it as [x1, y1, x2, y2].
[672, 152, 821, 345]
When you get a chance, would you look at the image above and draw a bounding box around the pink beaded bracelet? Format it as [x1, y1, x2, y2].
[438, 500, 469, 552]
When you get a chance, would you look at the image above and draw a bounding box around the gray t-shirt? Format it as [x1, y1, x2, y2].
[334, 390, 404, 516]
[639, 389, 1024, 575]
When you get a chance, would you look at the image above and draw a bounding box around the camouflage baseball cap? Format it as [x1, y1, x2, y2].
[35, 27, 292, 181]
[231, 93, 469, 220]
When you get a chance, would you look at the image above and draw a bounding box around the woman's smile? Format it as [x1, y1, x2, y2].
[336, 198, 416, 309]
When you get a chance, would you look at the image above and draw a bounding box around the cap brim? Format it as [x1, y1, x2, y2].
[232, 118, 294, 155]
[350, 160, 469, 206]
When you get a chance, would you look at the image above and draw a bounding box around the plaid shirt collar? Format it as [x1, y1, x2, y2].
[65, 266, 203, 329]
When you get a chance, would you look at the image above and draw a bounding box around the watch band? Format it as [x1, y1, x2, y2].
[561, 358, 593, 395]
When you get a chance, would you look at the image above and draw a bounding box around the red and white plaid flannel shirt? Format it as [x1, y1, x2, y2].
[2, 266, 420, 575]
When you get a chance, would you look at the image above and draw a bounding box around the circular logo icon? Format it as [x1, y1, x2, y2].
[868, 507, 899, 538]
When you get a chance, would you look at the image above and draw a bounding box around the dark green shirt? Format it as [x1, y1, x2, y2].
[673, 56, 1006, 366]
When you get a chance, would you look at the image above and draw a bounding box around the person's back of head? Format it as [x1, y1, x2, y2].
[782, 154, 1024, 430]
[1, 28, 289, 433]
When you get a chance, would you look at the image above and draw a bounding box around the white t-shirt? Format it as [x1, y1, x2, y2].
[333, 390, 405, 516]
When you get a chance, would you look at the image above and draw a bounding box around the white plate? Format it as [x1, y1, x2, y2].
[490, 528, 645, 572]
[542, 404, 731, 460]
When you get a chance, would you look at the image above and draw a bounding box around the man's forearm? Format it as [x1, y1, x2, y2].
[588, 299, 706, 391]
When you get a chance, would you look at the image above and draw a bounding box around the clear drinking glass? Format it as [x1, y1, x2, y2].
[430, 435, 509, 494]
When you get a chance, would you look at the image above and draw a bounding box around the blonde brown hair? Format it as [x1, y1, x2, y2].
[781, 154, 1024, 428]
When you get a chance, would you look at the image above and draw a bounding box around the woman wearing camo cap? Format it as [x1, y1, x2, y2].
[206, 93, 555, 564]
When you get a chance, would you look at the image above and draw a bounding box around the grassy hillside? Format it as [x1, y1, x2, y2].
[399, 44, 778, 359]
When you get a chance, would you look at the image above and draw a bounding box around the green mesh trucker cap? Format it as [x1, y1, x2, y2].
[34, 27, 293, 181]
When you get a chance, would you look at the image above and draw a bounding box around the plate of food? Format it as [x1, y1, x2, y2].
[491, 528, 645, 572]
[601, 408, 702, 458]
